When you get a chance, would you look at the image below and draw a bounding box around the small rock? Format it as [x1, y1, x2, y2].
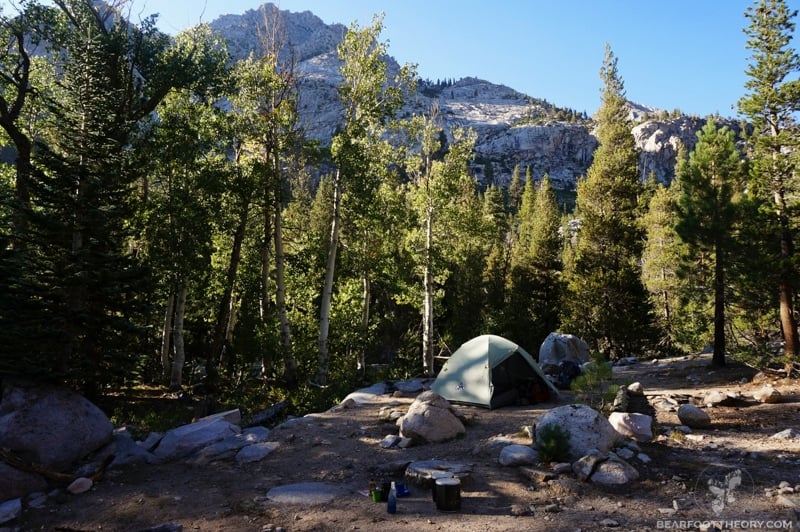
[236, 442, 280, 463]
[499, 444, 539, 466]
[519, 467, 556, 483]
[543, 503, 560, 513]
[775, 494, 798, 508]
[608, 412, 653, 442]
[753, 385, 782, 404]
[589, 457, 639, 485]
[552, 462, 572, 474]
[626, 382, 644, 395]
[677, 404, 711, 428]
[637, 453, 652, 463]
[704, 390, 733, 407]
[510, 504, 534, 516]
[380, 434, 400, 448]
[615, 447, 634, 460]
[771, 428, 800, 440]
[673, 498, 688, 510]
[600, 518, 620, 527]
[0, 498, 22, 525]
[27, 492, 48, 509]
[66, 477, 93, 494]
[573, 453, 606, 481]
[658, 508, 676, 516]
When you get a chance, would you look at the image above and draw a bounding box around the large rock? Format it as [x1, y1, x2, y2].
[538, 333, 590, 373]
[0, 379, 113, 471]
[535, 404, 618, 460]
[0, 462, 47, 502]
[398, 391, 465, 443]
[153, 417, 240, 461]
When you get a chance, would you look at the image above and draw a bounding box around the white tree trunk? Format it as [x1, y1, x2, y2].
[422, 205, 435, 376]
[169, 286, 187, 390]
[317, 168, 342, 385]
[160, 292, 175, 381]
[359, 273, 370, 377]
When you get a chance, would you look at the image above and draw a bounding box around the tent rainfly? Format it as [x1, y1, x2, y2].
[430, 334, 559, 409]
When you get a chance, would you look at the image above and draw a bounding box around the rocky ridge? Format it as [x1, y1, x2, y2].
[210, 3, 741, 191]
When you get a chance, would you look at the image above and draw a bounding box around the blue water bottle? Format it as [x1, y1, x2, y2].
[387, 481, 397, 514]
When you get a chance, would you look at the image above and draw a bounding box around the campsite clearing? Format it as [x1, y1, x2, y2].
[15, 353, 800, 531]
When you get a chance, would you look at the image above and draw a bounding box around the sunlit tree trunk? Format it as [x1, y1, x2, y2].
[170, 286, 187, 390]
[161, 292, 175, 381]
[316, 168, 342, 385]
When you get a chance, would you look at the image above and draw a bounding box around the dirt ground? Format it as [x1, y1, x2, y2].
[13, 354, 800, 532]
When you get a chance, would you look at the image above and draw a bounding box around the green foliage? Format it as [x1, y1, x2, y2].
[737, 0, 800, 363]
[561, 45, 657, 359]
[675, 122, 745, 365]
[570, 354, 618, 412]
[642, 176, 699, 355]
[534, 423, 572, 463]
[2, 1, 799, 422]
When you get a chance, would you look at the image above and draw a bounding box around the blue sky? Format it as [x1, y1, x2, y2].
[4, 1, 799, 117]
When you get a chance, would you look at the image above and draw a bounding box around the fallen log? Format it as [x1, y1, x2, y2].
[0, 447, 113, 484]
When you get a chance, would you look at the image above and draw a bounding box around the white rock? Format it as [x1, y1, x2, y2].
[498, 444, 539, 466]
[398, 391, 465, 443]
[538, 333, 590, 372]
[753, 385, 782, 404]
[536, 404, 619, 460]
[626, 382, 644, 396]
[235, 442, 280, 463]
[608, 412, 653, 442]
[66, 477, 93, 494]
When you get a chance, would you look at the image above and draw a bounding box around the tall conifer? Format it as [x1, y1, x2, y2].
[738, 0, 800, 365]
[561, 45, 655, 359]
[675, 123, 745, 366]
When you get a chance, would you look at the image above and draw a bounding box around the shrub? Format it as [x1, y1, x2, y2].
[535, 423, 571, 463]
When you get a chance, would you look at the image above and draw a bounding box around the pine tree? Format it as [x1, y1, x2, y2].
[508, 164, 523, 214]
[675, 122, 745, 366]
[507, 175, 563, 350]
[641, 151, 704, 355]
[561, 44, 655, 359]
[738, 0, 800, 366]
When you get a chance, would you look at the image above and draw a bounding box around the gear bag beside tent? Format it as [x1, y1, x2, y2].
[430, 334, 559, 409]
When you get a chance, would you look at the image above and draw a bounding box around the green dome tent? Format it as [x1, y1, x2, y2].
[430, 334, 559, 409]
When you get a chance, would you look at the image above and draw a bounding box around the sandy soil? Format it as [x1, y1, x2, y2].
[13, 354, 800, 532]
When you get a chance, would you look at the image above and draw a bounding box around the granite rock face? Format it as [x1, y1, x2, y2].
[211, 4, 736, 192]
